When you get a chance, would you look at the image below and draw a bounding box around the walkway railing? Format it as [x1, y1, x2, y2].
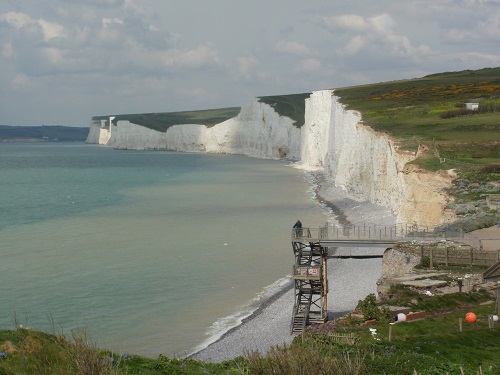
[293, 223, 465, 244]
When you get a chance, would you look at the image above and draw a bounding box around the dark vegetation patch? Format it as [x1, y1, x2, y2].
[257, 92, 311, 127]
[92, 107, 241, 132]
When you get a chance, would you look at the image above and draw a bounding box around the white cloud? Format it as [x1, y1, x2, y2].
[319, 12, 432, 62]
[342, 35, 367, 55]
[102, 17, 124, 28]
[38, 19, 66, 41]
[0, 12, 65, 42]
[0, 11, 32, 29]
[476, 12, 500, 39]
[315, 14, 367, 32]
[275, 40, 313, 57]
[296, 58, 321, 73]
[238, 55, 259, 80]
[163, 43, 219, 69]
[11, 73, 31, 89]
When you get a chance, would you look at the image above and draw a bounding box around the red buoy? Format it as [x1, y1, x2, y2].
[465, 312, 476, 323]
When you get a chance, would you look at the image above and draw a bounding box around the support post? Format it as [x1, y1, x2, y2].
[496, 287, 500, 320]
[323, 255, 328, 319]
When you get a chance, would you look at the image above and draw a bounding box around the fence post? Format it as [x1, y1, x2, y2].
[497, 288, 500, 322]
[470, 248, 473, 266]
[446, 247, 449, 267]
[430, 248, 434, 269]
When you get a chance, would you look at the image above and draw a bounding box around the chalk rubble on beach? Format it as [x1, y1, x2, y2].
[191, 182, 395, 363]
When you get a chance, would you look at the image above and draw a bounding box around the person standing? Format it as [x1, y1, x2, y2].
[293, 220, 302, 238]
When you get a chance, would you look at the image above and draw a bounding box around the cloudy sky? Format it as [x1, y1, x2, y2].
[1, 0, 499, 127]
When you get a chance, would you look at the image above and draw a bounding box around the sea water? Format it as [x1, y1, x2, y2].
[0, 142, 328, 357]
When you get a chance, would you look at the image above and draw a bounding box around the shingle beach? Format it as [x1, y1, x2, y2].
[191, 174, 396, 362]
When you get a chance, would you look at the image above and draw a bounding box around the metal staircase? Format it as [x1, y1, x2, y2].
[290, 241, 328, 333]
[290, 222, 467, 333]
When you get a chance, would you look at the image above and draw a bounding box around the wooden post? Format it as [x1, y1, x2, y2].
[430, 248, 434, 269]
[470, 248, 473, 266]
[496, 287, 500, 320]
[323, 255, 328, 319]
[445, 247, 449, 267]
[459, 317, 462, 333]
[388, 325, 392, 341]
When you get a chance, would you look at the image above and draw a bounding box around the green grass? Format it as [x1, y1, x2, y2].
[0, 327, 244, 374]
[92, 107, 242, 132]
[2, 289, 499, 374]
[257, 93, 311, 126]
[334, 67, 500, 162]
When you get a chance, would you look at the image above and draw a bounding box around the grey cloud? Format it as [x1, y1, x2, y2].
[1, 0, 499, 127]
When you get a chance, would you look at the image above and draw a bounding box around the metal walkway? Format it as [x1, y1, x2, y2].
[290, 223, 464, 333]
[294, 223, 464, 248]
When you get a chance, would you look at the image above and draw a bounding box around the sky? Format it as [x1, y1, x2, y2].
[1, 0, 500, 127]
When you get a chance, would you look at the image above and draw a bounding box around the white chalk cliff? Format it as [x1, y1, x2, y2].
[87, 90, 453, 226]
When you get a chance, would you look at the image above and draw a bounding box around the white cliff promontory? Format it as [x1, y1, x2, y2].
[88, 99, 301, 160]
[300, 90, 454, 226]
[86, 90, 454, 226]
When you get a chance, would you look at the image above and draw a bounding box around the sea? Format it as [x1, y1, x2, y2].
[0, 142, 329, 357]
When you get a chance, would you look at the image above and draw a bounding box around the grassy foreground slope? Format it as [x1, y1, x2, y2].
[1, 288, 499, 374]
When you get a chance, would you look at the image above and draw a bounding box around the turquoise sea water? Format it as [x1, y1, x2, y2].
[0, 142, 328, 357]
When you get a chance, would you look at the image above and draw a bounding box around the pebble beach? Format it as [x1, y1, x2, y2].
[191, 173, 396, 362]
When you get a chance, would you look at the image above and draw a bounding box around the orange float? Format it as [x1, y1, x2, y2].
[465, 312, 476, 323]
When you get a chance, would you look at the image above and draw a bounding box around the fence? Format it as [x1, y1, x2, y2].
[294, 223, 464, 243]
[421, 246, 500, 267]
[326, 332, 357, 345]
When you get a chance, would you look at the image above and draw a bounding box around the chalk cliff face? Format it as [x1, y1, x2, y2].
[299, 91, 453, 226]
[88, 99, 301, 160]
[86, 90, 453, 226]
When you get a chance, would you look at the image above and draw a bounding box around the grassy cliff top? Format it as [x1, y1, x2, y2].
[92, 107, 241, 132]
[334, 67, 500, 147]
[257, 92, 311, 126]
[335, 68, 499, 178]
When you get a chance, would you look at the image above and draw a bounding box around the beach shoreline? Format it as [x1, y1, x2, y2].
[189, 171, 396, 362]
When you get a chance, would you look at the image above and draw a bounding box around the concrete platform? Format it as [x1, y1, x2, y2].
[401, 279, 449, 288]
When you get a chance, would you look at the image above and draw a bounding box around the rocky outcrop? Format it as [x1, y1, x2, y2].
[86, 90, 454, 226]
